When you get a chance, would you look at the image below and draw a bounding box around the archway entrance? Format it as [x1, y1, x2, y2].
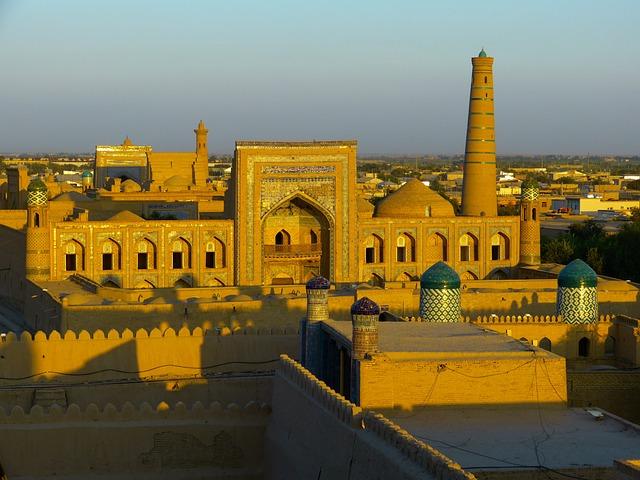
[262, 196, 331, 285]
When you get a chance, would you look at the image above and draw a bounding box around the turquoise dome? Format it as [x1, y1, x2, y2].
[478, 48, 487, 58]
[27, 178, 47, 192]
[558, 259, 597, 288]
[82, 170, 93, 178]
[420, 262, 461, 290]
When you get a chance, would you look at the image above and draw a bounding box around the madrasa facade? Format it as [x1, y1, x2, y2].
[22, 50, 529, 290]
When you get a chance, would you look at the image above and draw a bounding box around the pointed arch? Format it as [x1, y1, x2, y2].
[134, 279, 156, 289]
[367, 273, 384, 287]
[460, 270, 478, 280]
[171, 237, 192, 269]
[604, 336, 615, 356]
[275, 229, 291, 246]
[578, 337, 590, 357]
[101, 238, 121, 271]
[459, 232, 479, 262]
[425, 232, 447, 262]
[364, 234, 384, 264]
[395, 272, 416, 282]
[205, 237, 226, 269]
[101, 279, 120, 288]
[64, 239, 85, 272]
[136, 238, 157, 270]
[396, 232, 416, 263]
[539, 337, 552, 351]
[490, 232, 510, 261]
[173, 277, 192, 288]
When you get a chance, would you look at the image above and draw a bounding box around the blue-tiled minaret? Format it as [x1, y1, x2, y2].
[556, 259, 598, 324]
[419, 262, 461, 322]
[301, 276, 330, 375]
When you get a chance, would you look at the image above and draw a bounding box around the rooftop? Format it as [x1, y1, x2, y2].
[388, 406, 640, 470]
[323, 320, 535, 354]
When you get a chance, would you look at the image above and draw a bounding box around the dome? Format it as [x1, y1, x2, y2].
[420, 262, 461, 290]
[351, 297, 380, 316]
[374, 179, 454, 218]
[27, 178, 47, 192]
[108, 210, 144, 222]
[478, 48, 487, 58]
[81, 170, 93, 178]
[121, 179, 142, 192]
[558, 259, 597, 288]
[306, 276, 330, 290]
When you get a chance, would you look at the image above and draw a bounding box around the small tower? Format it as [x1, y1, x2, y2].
[419, 262, 461, 322]
[351, 297, 380, 360]
[461, 48, 498, 217]
[193, 120, 209, 187]
[556, 259, 598, 324]
[25, 178, 51, 282]
[81, 170, 94, 192]
[301, 275, 330, 375]
[519, 178, 541, 265]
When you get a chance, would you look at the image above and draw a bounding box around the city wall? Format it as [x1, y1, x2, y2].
[265, 355, 475, 480]
[0, 400, 269, 479]
[358, 350, 567, 410]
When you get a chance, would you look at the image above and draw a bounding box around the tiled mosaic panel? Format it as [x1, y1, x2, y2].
[420, 288, 461, 322]
[557, 287, 598, 324]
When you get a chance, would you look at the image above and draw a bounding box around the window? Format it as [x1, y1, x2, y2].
[137, 253, 148, 270]
[604, 336, 615, 356]
[490, 233, 510, 261]
[65, 254, 77, 272]
[539, 337, 552, 351]
[396, 236, 406, 263]
[34, 213, 40, 227]
[102, 253, 113, 271]
[173, 251, 183, 269]
[459, 233, 478, 262]
[310, 230, 318, 244]
[542, 202, 547, 207]
[364, 235, 384, 264]
[578, 337, 590, 357]
[275, 230, 290, 245]
[365, 247, 375, 264]
[206, 251, 215, 268]
[484, 76, 488, 84]
[523, 206, 528, 221]
[532, 208, 537, 221]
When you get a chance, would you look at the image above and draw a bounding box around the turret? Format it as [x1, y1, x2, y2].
[301, 276, 330, 375]
[25, 178, 50, 281]
[81, 170, 94, 192]
[519, 178, 541, 265]
[556, 259, 598, 324]
[193, 120, 209, 187]
[351, 297, 380, 360]
[419, 262, 461, 322]
[461, 49, 497, 217]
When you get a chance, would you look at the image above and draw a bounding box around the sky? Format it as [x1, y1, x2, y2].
[0, 0, 638, 155]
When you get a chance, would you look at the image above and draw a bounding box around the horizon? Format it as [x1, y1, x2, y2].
[0, 0, 638, 155]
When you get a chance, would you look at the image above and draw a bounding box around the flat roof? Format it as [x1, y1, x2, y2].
[235, 140, 357, 147]
[322, 320, 536, 354]
[388, 406, 640, 471]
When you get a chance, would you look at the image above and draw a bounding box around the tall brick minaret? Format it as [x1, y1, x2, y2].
[461, 49, 497, 217]
[193, 120, 209, 187]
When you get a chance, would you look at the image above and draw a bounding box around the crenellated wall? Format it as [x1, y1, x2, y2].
[265, 355, 477, 480]
[0, 400, 269, 479]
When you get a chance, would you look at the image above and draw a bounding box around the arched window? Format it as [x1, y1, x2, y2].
[604, 336, 615, 356]
[205, 237, 225, 269]
[539, 337, 552, 351]
[532, 208, 537, 221]
[172, 238, 192, 269]
[34, 212, 40, 227]
[101, 239, 121, 271]
[484, 76, 488, 84]
[64, 240, 85, 272]
[310, 229, 318, 244]
[459, 233, 478, 262]
[364, 234, 384, 264]
[396, 233, 415, 263]
[425, 233, 447, 262]
[490, 233, 510, 261]
[137, 238, 156, 270]
[523, 206, 528, 221]
[519, 337, 529, 344]
[275, 230, 291, 246]
[578, 337, 590, 357]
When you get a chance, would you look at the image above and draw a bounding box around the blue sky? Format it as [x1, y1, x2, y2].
[0, 0, 638, 155]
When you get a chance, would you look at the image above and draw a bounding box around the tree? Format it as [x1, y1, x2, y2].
[541, 237, 574, 264]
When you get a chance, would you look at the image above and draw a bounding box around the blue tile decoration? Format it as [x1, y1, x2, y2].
[351, 297, 380, 316]
[306, 275, 330, 290]
[557, 259, 598, 324]
[419, 262, 461, 322]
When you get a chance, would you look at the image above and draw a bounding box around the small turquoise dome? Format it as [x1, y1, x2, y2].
[478, 48, 487, 58]
[420, 262, 461, 290]
[351, 297, 380, 316]
[558, 259, 597, 288]
[82, 170, 93, 178]
[27, 178, 47, 192]
[306, 276, 330, 290]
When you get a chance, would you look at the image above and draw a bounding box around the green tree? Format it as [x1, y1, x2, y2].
[541, 237, 574, 264]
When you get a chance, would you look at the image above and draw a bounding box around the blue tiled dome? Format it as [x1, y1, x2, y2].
[351, 297, 380, 316]
[81, 170, 93, 178]
[27, 178, 47, 192]
[420, 262, 461, 290]
[478, 48, 487, 58]
[306, 276, 330, 290]
[558, 259, 597, 288]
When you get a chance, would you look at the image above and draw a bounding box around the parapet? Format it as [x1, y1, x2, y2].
[0, 400, 270, 424]
[399, 314, 616, 324]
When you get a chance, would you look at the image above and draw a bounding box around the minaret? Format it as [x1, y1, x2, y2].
[419, 262, 461, 322]
[81, 170, 94, 192]
[556, 259, 598, 324]
[301, 275, 330, 375]
[519, 178, 541, 265]
[25, 178, 50, 282]
[193, 120, 209, 187]
[461, 49, 497, 217]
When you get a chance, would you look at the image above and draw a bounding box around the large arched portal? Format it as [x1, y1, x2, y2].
[262, 196, 331, 285]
